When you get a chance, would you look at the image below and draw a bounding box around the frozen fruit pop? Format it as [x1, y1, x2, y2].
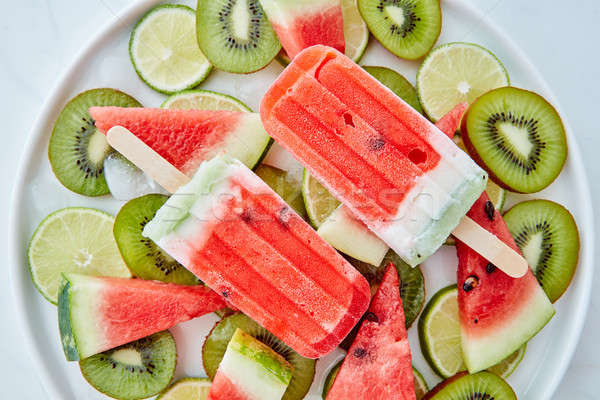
[260, 0, 345, 59]
[261, 45, 488, 267]
[207, 329, 293, 400]
[139, 153, 371, 359]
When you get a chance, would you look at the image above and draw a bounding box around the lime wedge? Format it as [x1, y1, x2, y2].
[255, 164, 306, 217]
[419, 285, 526, 378]
[162, 90, 252, 112]
[417, 42, 509, 121]
[130, 5, 212, 94]
[157, 378, 211, 400]
[302, 169, 340, 228]
[28, 208, 131, 304]
[342, 0, 370, 62]
[412, 367, 428, 400]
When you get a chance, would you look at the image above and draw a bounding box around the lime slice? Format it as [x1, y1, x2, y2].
[417, 42, 509, 121]
[418, 285, 465, 378]
[487, 343, 527, 379]
[130, 5, 212, 94]
[302, 169, 340, 228]
[342, 0, 370, 62]
[157, 378, 211, 400]
[162, 90, 252, 112]
[412, 367, 428, 400]
[419, 285, 526, 378]
[255, 165, 306, 217]
[28, 208, 131, 304]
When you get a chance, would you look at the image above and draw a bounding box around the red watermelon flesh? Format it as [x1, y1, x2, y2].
[327, 263, 416, 400]
[208, 374, 247, 400]
[260, 0, 345, 59]
[89, 107, 270, 175]
[435, 102, 469, 139]
[58, 273, 227, 360]
[456, 192, 555, 373]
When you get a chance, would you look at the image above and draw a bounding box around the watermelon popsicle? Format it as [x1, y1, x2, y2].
[260, 0, 345, 59]
[261, 45, 488, 267]
[123, 144, 371, 359]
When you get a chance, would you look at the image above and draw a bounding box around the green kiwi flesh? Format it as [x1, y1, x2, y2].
[113, 194, 200, 285]
[196, 0, 281, 73]
[358, 0, 441, 60]
[79, 331, 177, 400]
[203, 313, 315, 400]
[364, 66, 423, 113]
[462, 87, 568, 193]
[423, 371, 516, 400]
[48, 88, 141, 196]
[504, 199, 579, 302]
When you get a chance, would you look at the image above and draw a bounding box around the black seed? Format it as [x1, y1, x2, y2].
[368, 138, 386, 151]
[484, 200, 495, 221]
[486, 263, 497, 273]
[222, 290, 230, 298]
[463, 275, 479, 292]
[353, 348, 367, 358]
[364, 312, 379, 323]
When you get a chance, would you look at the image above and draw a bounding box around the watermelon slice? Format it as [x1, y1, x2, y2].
[207, 328, 293, 400]
[456, 192, 555, 373]
[89, 107, 271, 175]
[58, 273, 226, 361]
[260, 0, 345, 59]
[435, 102, 468, 139]
[327, 263, 416, 400]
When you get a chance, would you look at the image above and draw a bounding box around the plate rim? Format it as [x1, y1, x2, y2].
[8, 0, 594, 399]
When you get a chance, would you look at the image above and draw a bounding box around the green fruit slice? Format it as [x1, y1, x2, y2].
[28, 207, 131, 304]
[113, 194, 200, 285]
[462, 86, 568, 193]
[358, 0, 441, 60]
[504, 199, 580, 302]
[322, 361, 428, 399]
[196, 0, 281, 74]
[255, 164, 306, 217]
[342, 0, 370, 62]
[423, 371, 516, 400]
[157, 378, 211, 400]
[203, 314, 315, 400]
[302, 169, 340, 228]
[48, 88, 141, 196]
[130, 5, 212, 94]
[417, 42, 510, 121]
[418, 285, 527, 378]
[364, 66, 423, 113]
[80, 331, 176, 400]
[161, 90, 252, 111]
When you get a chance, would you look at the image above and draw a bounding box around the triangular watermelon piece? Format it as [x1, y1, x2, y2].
[89, 107, 271, 175]
[327, 263, 416, 400]
[456, 192, 555, 373]
[58, 273, 227, 361]
[435, 102, 468, 139]
[260, 0, 345, 59]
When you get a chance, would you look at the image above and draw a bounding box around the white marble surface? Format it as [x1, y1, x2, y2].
[1, 0, 598, 398]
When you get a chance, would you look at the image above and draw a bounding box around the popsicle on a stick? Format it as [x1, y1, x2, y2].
[261, 45, 488, 267]
[107, 126, 371, 359]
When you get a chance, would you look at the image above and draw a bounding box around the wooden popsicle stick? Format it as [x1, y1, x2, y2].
[107, 127, 528, 278]
[452, 216, 528, 278]
[106, 126, 189, 194]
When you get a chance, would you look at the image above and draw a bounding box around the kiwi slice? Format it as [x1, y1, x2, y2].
[423, 371, 516, 400]
[80, 331, 177, 400]
[363, 66, 423, 113]
[322, 361, 428, 399]
[504, 199, 579, 302]
[462, 86, 568, 193]
[196, 0, 281, 74]
[358, 0, 441, 60]
[48, 88, 141, 196]
[203, 313, 315, 400]
[113, 194, 200, 285]
[255, 164, 306, 217]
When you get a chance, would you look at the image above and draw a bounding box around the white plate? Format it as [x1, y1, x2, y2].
[9, 0, 594, 398]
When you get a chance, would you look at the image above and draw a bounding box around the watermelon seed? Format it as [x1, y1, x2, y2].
[484, 200, 495, 221]
[369, 138, 386, 151]
[463, 275, 479, 292]
[353, 348, 367, 358]
[365, 312, 379, 323]
[486, 263, 497, 273]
